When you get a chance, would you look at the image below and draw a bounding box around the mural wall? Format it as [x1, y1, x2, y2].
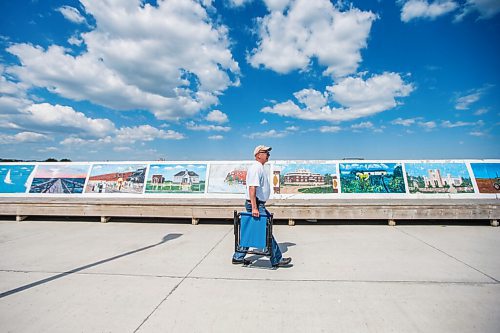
[339, 162, 406, 193]
[0, 160, 498, 198]
[146, 164, 207, 193]
[470, 163, 500, 194]
[273, 162, 338, 194]
[405, 163, 474, 194]
[0, 164, 35, 193]
[29, 164, 89, 194]
[85, 164, 147, 194]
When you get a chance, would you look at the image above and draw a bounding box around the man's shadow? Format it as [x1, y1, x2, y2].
[246, 242, 296, 269]
[0, 233, 182, 299]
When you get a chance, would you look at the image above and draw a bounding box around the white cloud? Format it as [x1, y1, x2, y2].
[6, 0, 240, 120]
[208, 135, 224, 140]
[456, 0, 500, 21]
[227, 0, 253, 7]
[115, 125, 185, 143]
[401, 1, 458, 22]
[57, 5, 87, 24]
[285, 126, 299, 131]
[474, 108, 489, 115]
[469, 131, 485, 136]
[319, 125, 342, 133]
[113, 146, 132, 152]
[391, 117, 418, 126]
[248, 0, 377, 78]
[418, 121, 437, 130]
[455, 92, 481, 110]
[261, 72, 414, 122]
[260, 119, 269, 124]
[206, 110, 229, 123]
[244, 129, 289, 139]
[186, 121, 231, 132]
[0, 131, 51, 144]
[441, 120, 477, 127]
[351, 121, 374, 129]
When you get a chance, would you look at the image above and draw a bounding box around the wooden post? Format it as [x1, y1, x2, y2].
[101, 216, 111, 223]
[491, 220, 499, 227]
[16, 215, 27, 222]
[192, 217, 199, 225]
[288, 218, 295, 226]
[388, 219, 396, 226]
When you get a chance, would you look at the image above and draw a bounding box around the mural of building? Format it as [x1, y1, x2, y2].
[284, 169, 324, 185]
[225, 170, 247, 185]
[151, 175, 165, 184]
[423, 169, 463, 188]
[173, 170, 199, 184]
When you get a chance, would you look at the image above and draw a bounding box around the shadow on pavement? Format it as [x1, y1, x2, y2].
[0, 233, 182, 299]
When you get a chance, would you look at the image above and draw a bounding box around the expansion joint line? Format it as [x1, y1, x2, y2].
[395, 227, 499, 283]
[133, 227, 233, 333]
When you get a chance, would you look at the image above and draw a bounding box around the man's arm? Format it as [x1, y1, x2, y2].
[249, 186, 259, 217]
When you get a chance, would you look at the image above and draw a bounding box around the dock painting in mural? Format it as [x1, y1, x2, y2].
[340, 163, 406, 193]
[273, 163, 338, 194]
[0, 165, 35, 193]
[29, 164, 89, 194]
[470, 163, 500, 193]
[146, 164, 207, 193]
[207, 163, 262, 194]
[85, 164, 147, 194]
[405, 163, 474, 194]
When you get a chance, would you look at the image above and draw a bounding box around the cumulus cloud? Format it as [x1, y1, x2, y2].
[206, 110, 229, 123]
[57, 5, 87, 24]
[0, 131, 51, 144]
[455, 91, 482, 110]
[418, 121, 437, 130]
[441, 120, 477, 127]
[351, 121, 374, 129]
[186, 121, 231, 131]
[248, 0, 377, 78]
[6, 0, 240, 120]
[261, 72, 414, 122]
[208, 135, 224, 140]
[401, 1, 458, 22]
[115, 125, 185, 143]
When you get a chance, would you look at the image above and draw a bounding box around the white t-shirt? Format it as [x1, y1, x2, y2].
[245, 161, 270, 202]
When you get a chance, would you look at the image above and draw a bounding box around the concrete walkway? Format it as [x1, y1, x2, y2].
[0, 220, 499, 332]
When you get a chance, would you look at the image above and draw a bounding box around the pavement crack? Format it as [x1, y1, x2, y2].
[395, 227, 499, 283]
[133, 226, 233, 332]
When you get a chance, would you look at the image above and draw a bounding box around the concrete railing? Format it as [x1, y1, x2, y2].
[1, 159, 499, 225]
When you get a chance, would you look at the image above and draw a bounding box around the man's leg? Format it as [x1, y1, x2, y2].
[232, 202, 251, 262]
[262, 207, 283, 265]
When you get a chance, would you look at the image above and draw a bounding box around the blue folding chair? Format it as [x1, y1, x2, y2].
[234, 210, 273, 256]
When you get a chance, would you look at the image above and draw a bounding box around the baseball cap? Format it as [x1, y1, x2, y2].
[253, 145, 272, 156]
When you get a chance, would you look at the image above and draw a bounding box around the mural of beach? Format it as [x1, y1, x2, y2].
[146, 164, 207, 193]
[29, 164, 89, 194]
[85, 164, 147, 194]
[0, 165, 36, 193]
[273, 163, 338, 194]
[405, 162, 474, 194]
[470, 163, 500, 193]
[340, 163, 406, 193]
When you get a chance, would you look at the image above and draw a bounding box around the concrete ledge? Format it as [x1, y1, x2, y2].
[0, 198, 498, 222]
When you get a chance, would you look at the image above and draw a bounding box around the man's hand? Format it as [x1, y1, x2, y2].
[251, 207, 260, 218]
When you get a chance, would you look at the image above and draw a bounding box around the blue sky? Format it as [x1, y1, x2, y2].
[0, 0, 499, 161]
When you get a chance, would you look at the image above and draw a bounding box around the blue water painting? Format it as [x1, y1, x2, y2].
[0, 165, 36, 193]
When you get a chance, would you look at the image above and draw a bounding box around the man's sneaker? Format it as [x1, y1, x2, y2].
[272, 257, 292, 268]
[232, 258, 251, 265]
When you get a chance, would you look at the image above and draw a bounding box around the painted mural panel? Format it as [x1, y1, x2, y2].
[405, 163, 474, 194]
[273, 163, 338, 194]
[85, 164, 146, 194]
[207, 163, 263, 194]
[0, 165, 35, 193]
[470, 163, 500, 193]
[146, 164, 207, 193]
[340, 163, 406, 193]
[29, 164, 89, 194]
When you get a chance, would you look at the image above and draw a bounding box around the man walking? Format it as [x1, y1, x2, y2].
[232, 145, 292, 268]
